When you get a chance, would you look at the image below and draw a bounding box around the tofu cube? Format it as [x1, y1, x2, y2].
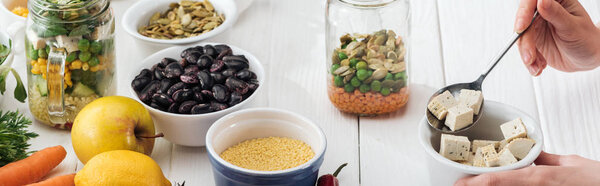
[91, 23, 114, 41]
[498, 139, 509, 151]
[26, 29, 46, 50]
[498, 148, 518, 166]
[480, 144, 500, 167]
[56, 35, 81, 53]
[505, 138, 536, 160]
[472, 148, 485, 167]
[459, 89, 483, 115]
[472, 140, 499, 152]
[439, 134, 471, 161]
[500, 118, 528, 142]
[444, 105, 474, 131]
[428, 90, 457, 120]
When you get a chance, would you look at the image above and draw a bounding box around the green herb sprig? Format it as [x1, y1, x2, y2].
[0, 42, 27, 103]
[0, 110, 38, 167]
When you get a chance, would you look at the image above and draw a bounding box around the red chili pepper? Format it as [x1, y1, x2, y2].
[317, 163, 348, 186]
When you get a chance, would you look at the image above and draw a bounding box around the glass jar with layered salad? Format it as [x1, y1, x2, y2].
[25, 0, 115, 129]
[326, 0, 410, 116]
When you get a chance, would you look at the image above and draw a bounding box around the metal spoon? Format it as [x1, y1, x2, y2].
[426, 12, 539, 133]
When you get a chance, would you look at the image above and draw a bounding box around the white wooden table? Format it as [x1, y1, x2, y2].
[2, 0, 600, 185]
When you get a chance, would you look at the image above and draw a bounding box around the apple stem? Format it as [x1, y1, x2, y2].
[138, 133, 164, 139]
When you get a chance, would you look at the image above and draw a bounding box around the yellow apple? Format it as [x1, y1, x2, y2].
[72, 96, 159, 164]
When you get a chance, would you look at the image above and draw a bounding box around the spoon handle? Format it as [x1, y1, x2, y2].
[477, 11, 539, 84]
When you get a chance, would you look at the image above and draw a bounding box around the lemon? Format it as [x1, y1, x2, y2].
[75, 150, 171, 186]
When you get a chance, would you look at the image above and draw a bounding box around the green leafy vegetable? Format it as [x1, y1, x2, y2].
[0, 66, 27, 103]
[0, 43, 28, 103]
[0, 43, 9, 65]
[69, 25, 91, 37]
[0, 110, 38, 167]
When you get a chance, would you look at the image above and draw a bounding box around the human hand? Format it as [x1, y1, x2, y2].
[454, 151, 600, 186]
[515, 0, 600, 76]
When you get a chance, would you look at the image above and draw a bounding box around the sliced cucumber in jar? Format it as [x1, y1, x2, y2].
[33, 75, 48, 96]
[72, 82, 95, 97]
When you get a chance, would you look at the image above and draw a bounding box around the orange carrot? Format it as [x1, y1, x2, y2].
[26, 174, 75, 186]
[0, 145, 67, 186]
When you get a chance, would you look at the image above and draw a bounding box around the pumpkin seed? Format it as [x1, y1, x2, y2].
[333, 66, 349, 75]
[372, 68, 387, 80]
[139, 0, 224, 40]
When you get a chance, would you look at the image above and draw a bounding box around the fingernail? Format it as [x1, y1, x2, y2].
[527, 65, 538, 76]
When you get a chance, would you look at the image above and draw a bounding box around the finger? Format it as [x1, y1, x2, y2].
[532, 49, 547, 76]
[515, 0, 537, 33]
[455, 167, 536, 186]
[538, 0, 575, 30]
[534, 151, 562, 165]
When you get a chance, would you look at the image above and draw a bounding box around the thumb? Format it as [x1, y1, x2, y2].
[537, 0, 575, 30]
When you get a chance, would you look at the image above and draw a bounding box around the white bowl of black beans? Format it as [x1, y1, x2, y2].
[129, 43, 264, 146]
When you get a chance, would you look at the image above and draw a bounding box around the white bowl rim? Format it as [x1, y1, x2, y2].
[205, 107, 328, 175]
[128, 42, 265, 119]
[0, 0, 27, 21]
[418, 100, 544, 174]
[121, 0, 238, 44]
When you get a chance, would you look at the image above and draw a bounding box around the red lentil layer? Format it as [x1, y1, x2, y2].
[328, 84, 409, 115]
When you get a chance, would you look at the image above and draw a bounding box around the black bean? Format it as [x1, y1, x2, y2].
[152, 93, 173, 107]
[150, 102, 164, 111]
[172, 89, 193, 103]
[194, 46, 204, 53]
[160, 57, 177, 67]
[212, 84, 229, 103]
[184, 65, 199, 74]
[203, 45, 217, 58]
[179, 58, 187, 67]
[225, 77, 249, 95]
[210, 72, 226, 84]
[180, 72, 199, 84]
[228, 92, 243, 106]
[209, 101, 228, 111]
[192, 86, 202, 93]
[132, 77, 151, 92]
[167, 82, 186, 96]
[247, 82, 259, 94]
[168, 103, 180, 113]
[201, 90, 213, 101]
[223, 55, 248, 64]
[180, 47, 200, 58]
[185, 51, 202, 65]
[139, 81, 160, 103]
[210, 59, 225, 72]
[193, 91, 204, 102]
[178, 100, 197, 114]
[135, 69, 152, 79]
[164, 62, 183, 79]
[221, 68, 237, 77]
[224, 60, 249, 71]
[197, 55, 213, 69]
[235, 69, 256, 81]
[191, 103, 211, 114]
[154, 67, 166, 80]
[197, 71, 214, 90]
[215, 46, 232, 60]
[159, 78, 175, 93]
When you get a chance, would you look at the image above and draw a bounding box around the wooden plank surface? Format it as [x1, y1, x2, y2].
[358, 0, 445, 185]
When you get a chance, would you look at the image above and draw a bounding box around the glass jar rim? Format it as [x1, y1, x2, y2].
[338, 0, 398, 7]
[28, 0, 109, 23]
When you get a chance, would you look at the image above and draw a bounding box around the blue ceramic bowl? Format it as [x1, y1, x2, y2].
[206, 108, 327, 186]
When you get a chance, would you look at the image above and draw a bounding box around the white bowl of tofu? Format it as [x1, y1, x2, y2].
[419, 100, 543, 185]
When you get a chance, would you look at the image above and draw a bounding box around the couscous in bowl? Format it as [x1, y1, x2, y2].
[206, 108, 327, 186]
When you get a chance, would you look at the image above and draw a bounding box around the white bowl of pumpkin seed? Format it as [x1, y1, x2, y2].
[122, 0, 237, 45]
